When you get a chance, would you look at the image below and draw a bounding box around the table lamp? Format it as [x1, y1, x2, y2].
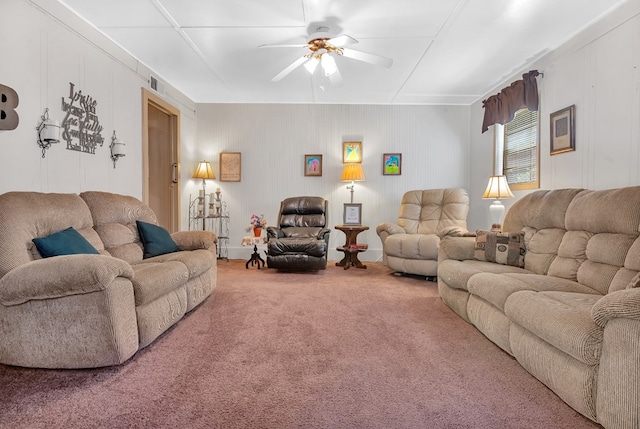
[482, 175, 514, 230]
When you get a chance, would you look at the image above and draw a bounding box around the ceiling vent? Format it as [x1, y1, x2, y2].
[149, 75, 165, 96]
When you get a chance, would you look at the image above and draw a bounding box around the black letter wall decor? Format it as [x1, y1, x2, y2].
[0, 84, 19, 130]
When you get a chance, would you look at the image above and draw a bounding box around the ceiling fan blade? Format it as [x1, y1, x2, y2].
[341, 48, 393, 68]
[304, 57, 320, 74]
[328, 34, 358, 47]
[271, 55, 310, 82]
[258, 44, 309, 49]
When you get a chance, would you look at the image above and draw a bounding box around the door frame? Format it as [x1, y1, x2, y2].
[142, 88, 181, 232]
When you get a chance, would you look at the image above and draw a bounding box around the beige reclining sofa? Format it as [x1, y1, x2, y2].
[376, 188, 470, 278]
[438, 186, 640, 429]
[0, 191, 217, 369]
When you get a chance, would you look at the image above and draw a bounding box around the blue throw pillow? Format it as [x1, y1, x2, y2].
[136, 220, 179, 259]
[32, 227, 99, 258]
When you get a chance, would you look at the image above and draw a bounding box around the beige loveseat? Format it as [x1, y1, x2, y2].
[0, 191, 217, 369]
[438, 187, 640, 429]
[376, 188, 470, 278]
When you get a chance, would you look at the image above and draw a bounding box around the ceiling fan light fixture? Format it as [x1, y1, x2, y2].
[264, 26, 391, 83]
[304, 57, 320, 74]
[321, 54, 337, 76]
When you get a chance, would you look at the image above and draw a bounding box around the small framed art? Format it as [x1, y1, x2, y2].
[304, 154, 323, 176]
[343, 141, 362, 163]
[220, 152, 241, 182]
[383, 153, 402, 175]
[550, 105, 575, 155]
[343, 203, 362, 225]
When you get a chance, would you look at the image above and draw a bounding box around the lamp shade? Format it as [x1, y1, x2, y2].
[341, 164, 365, 182]
[482, 175, 514, 199]
[193, 161, 215, 180]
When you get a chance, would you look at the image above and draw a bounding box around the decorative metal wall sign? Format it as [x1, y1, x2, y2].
[0, 83, 19, 130]
[61, 82, 104, 154]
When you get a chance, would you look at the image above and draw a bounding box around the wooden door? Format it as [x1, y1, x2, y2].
[142, 89, 180, 232]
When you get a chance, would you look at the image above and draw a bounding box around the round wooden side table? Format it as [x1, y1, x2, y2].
[334, 224, 369, 270]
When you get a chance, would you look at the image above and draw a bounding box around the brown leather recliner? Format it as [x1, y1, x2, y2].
[266, 196, 330, 271]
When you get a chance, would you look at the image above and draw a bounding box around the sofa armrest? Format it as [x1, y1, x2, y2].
[0, 254, 133, 306]
[171, 230, 217, 252]
[376, 222, 406, 242]
[438, 236, 476, 262]
[591, 288, 640, 328]
[438, 226, 473, 239]
[266, 227, 284, 239]
[318, 228, 331, 241]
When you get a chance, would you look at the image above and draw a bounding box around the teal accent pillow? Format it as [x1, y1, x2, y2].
[136, 220, 179, 259]
[32, 227, 99, 258]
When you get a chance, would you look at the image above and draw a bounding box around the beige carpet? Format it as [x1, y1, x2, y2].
[0, 260, 601, 428]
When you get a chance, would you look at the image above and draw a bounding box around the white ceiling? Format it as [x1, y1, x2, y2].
[57, 0, 627, 104]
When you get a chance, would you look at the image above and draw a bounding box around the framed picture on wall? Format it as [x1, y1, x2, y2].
[343, 141, 362, 163]
[220, 152, 241, 181]
[550, 105, 575, 155]
[383, 153, 402, 175]
[304, 154, 323, 176]
[343, 203, 362, 225]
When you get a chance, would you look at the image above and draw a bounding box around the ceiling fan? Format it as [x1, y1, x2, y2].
[259, 27, 393, 85]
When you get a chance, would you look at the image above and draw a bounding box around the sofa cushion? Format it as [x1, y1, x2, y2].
[505, 290, 603, 365]
[145, 249, 213, 280]
[80, 191, 157, 264]
[32, 227, 100, 258]
[437, 259, 528, 291]
[397, 189, 469, 235]
[136, 221, 179, 259]
[384, 233, 439, 260]
[474, 230, 525, 267]
[468, 272, 598, 312]
[130, 261, 189, 306]
[0, 192, 100, 278]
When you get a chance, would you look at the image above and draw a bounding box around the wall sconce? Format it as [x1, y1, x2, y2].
[110, 130, 126, 168]
[482, 175, 514, 230]
[36, 108, 60, 158]
[341, 163, 366, 203]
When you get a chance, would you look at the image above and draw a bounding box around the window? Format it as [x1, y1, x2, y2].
[502, 108, 539, 190]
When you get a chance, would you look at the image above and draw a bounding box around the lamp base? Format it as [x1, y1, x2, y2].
[488, 199, 505, 228]
[346, 183, 355, 204]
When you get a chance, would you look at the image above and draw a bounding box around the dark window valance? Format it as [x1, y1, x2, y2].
[481, 70, 541, 133]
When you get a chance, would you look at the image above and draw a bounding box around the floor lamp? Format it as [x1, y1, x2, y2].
[192, 160, 216, 230]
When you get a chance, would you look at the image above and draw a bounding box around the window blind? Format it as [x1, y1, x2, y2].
[503, 109, 538, 186]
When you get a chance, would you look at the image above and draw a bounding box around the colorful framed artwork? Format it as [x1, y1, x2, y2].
[343, 141, 362, 163]
[304, 154, 323, 176]
[550, 105, 575, 155]
[219, 152, 241, 182]
[383, 153, 402, 175]
[343, 203, 362, 225]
